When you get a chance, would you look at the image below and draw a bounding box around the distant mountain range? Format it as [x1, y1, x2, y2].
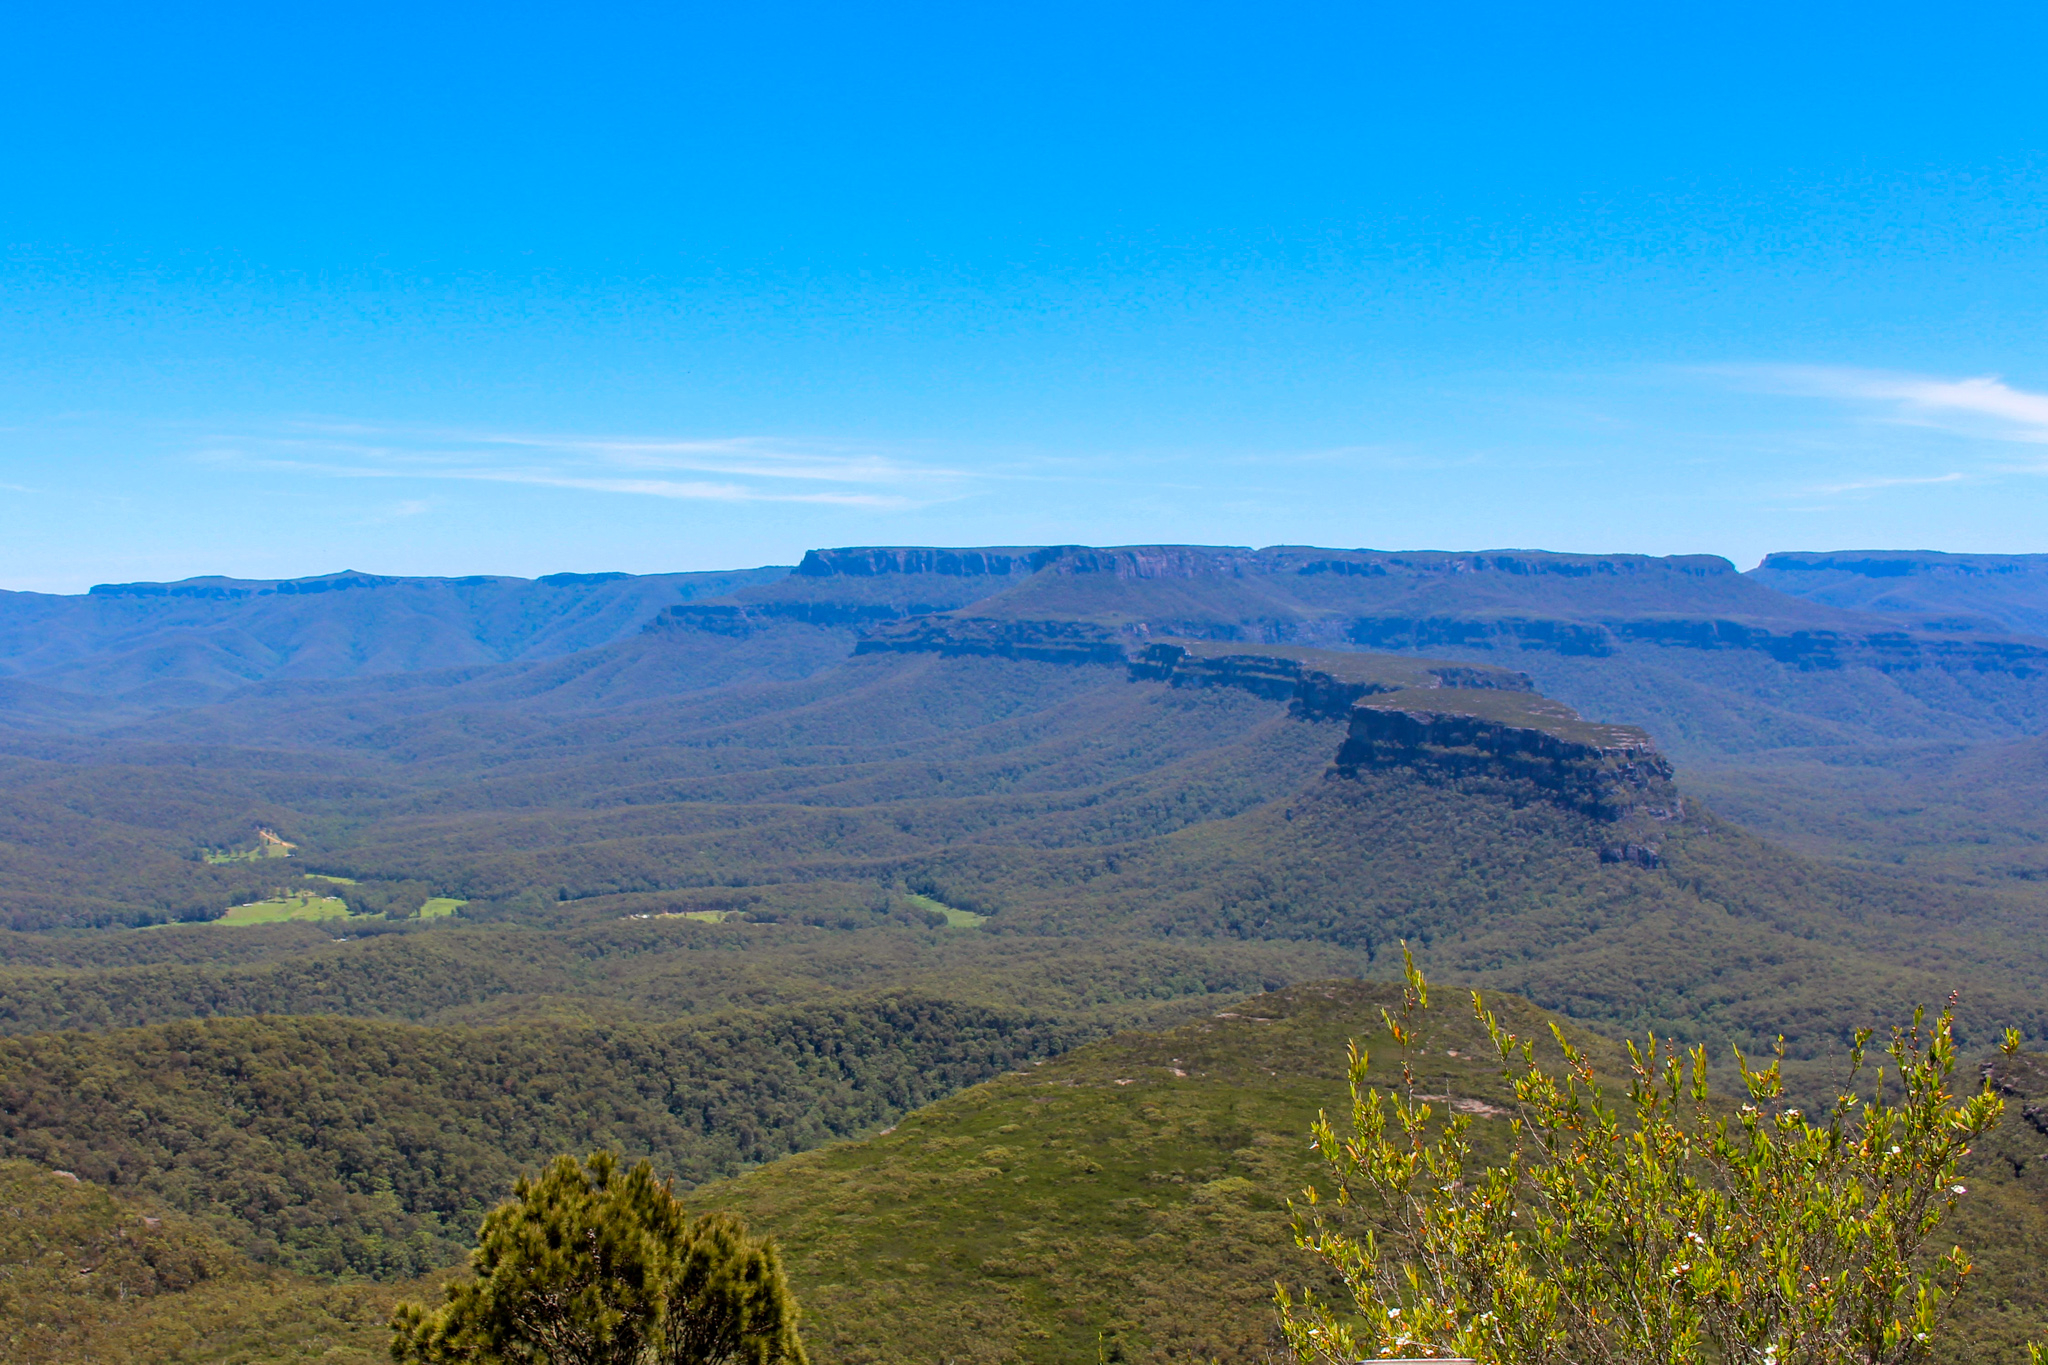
[5, 544, 2046, 918]
[1754, 549, 2048, 638]
[4, 543, 2048, 1364]
[6, 546, 2047, 746]
[0, 566, 784, 712]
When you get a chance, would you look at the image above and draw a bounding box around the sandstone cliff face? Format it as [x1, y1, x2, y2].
[793, 544, 1736, 583]
[770, 543, 2048, 678]
[1342, 612, 2048, 671]
[1335, 693, 1681, 828]
[1145, 638, 1688, 838]
[800, 544, 1270, 582]
[1603, 619, 2048, 673]
[1037, 546, 1262, 579]
[1125, 644, 1304, 697]
[846, 622, 1553, 726]
[795, 547, 1063, 579]
[669, 603, 1682, 840]
[1128, 643, 1532, 717]
[1268, 548, 1737, 580]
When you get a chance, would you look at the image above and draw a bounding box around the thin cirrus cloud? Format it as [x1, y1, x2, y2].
[196, 423, 973, 509]
[1805, 472, 1969, 496]
[1735, 365, 2048, 449]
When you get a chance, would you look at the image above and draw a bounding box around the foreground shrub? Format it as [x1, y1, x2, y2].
[1279, 949, 2013, 1365]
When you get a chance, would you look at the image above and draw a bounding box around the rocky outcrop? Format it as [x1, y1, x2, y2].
[1981, 1053, 2048, 1146]
[1129, 644, 1532, 718]
[659, 600, 1681, 830]
[715, 544, 2048, 678]
[794, 543, 1740, 584]
[1038, 546, 1262, 579]
[1340, 612, 2048, 672]
[1128, 646, 1310, 700]
[847, 624, 1544, 721]
[799, 544, 1277, 583]
[1605, 619, 2048, 673]
[1335, 695, 1680, 823]
[1292, 558, 1389, 578]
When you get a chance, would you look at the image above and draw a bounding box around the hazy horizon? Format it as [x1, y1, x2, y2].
[21, 541, 2043, 599]
[6, 2, 2047, 591]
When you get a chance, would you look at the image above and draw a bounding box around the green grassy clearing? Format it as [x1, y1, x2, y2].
[906, 893, 986, 928]
[303, 873, 360, 885]
[201, 847, 290, 865]
[417, 898, 465, 919]
[214, 894, 362, 926]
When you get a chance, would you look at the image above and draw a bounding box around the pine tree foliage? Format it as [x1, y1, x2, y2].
[390, 1152, 806, 1365]
[1279, 950, 2014, 1365]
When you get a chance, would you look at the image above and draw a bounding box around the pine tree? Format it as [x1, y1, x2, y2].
[391, 1151, 807, 1365]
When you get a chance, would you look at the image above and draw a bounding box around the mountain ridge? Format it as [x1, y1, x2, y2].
[0, 565, 791, 704]
[1752, 549, 2048, 639]
[5, 543, 2048, 1362]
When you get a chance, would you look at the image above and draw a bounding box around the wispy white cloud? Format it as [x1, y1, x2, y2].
[1728, 365, 2048, 448]
[194, 422, 969, 510]
[1805, 471, 1967, 495]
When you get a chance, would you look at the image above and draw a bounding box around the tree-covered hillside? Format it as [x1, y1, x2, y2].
[4, 543, 2048, 1361]
[12, 981, 2038, 1365]
[9, 542, 2048, 935]
[0, 566, 789, 705]
[688, 980, 2048, 1365]
[0, 1157, 426, 1365]
[6, 642, 2037, 1066]
[0, 993, 1079, 1276]
[1752, 550, 2048, 638]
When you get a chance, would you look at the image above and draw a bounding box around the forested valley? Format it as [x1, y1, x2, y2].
[7, 544, 2048, 1362]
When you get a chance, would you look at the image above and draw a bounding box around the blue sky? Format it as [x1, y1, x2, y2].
[4, 2, 2048, 591]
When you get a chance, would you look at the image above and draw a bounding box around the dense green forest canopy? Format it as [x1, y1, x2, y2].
[9, 982, 2046, 1364]
[5, 543, 2048, 1360]
[0, 993, 1080, 1276]
[0, 641, 2038, 1061]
